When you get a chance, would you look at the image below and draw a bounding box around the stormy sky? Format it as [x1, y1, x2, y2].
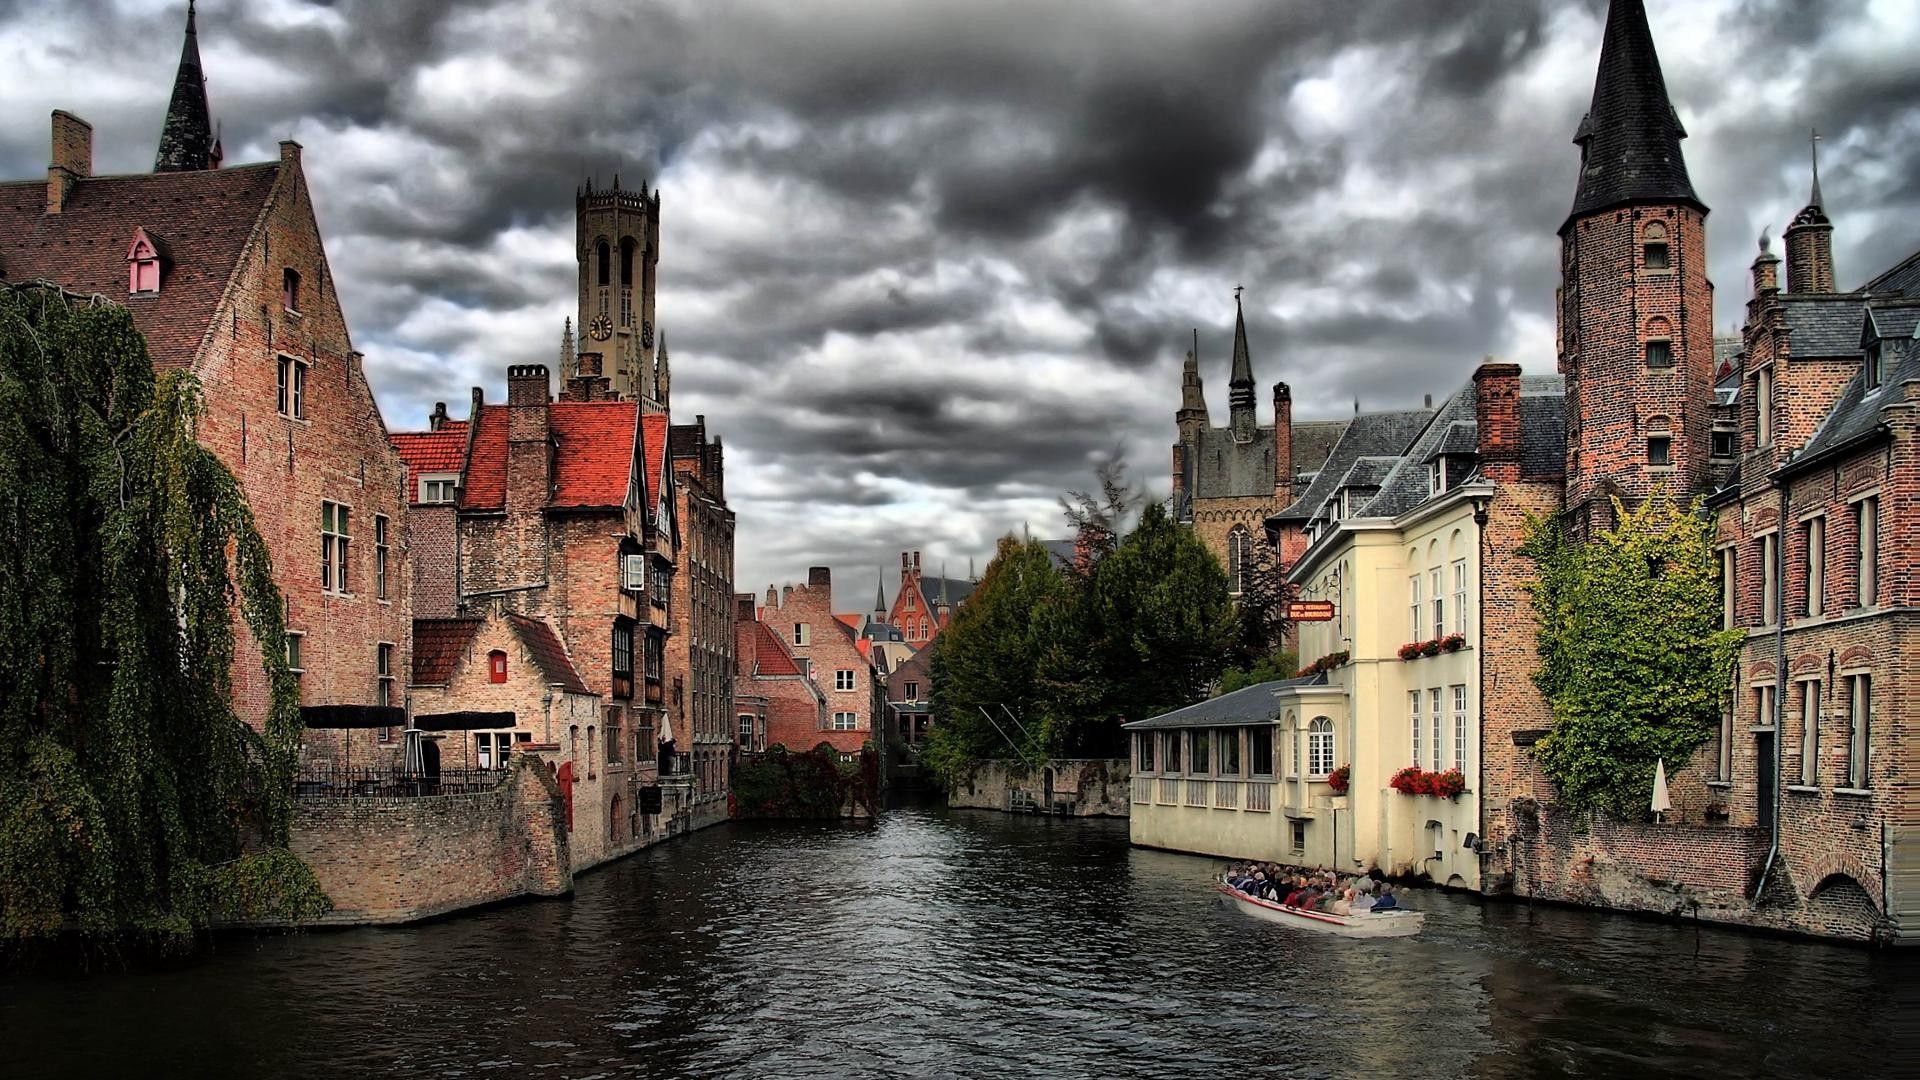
[3, 0, 1917, 608]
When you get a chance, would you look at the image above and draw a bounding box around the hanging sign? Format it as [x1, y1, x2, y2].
[1287, 600, 1337, 622]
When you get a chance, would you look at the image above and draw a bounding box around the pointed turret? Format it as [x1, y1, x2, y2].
[1564, 0, 1702, 229]
[873, 570, 887, 624]
[1228, 292, 1256, 442]
[155, 2, 218, 173]
[654, 330, 671, 407]
[1784, 129, 1835, 293]
[1176, 326, 1209, 442]
[558, 317, 576, 377]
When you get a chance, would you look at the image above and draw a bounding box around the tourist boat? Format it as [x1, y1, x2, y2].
[1214, 882, 1425, 939]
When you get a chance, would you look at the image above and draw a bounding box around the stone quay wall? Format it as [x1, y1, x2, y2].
[947, 759, 1131, 817]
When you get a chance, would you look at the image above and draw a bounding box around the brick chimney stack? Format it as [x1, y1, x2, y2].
[429, 402, 450, 431]
[1271, 382, 1293, 499]
[46, 111, 91, 215]
[1473, 359, 1523, 483]
[506, 364, 552, 512]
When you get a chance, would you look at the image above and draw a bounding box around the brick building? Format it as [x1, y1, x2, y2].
[886, 551, 975, 646]
[734, 596, 830, 754]
[666, 412, 737, 811]
[1171, 297, 1348, 598]
[759, 568, 886, 755]
[0, 6, 411, 762]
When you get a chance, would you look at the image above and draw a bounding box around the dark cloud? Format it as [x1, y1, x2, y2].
[2, 0, 1916, 597]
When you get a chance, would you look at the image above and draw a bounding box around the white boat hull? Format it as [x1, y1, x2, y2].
[1215, 885, 1425, 939]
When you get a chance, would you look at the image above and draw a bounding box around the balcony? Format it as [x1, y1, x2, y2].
[292, 765, 506, 799]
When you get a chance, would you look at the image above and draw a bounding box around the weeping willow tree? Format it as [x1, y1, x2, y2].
[0, 282, 326, 950]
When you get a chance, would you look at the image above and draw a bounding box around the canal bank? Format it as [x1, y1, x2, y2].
[4, 803, 1908, 1079]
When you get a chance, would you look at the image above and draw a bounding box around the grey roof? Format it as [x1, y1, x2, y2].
[1565, 0, 1701, 226]
[1781, 295, 1871, 358]
[1865, 304, 1920, 342]
[1291, 420, 1349, 480]
[1863, 249, 1920, 298]
[1519, 382, 1568, 481]
[1192, 424, 1279, 500]
[155, 5, 218, 173]
[1790, 300, 1920, 472]
[1714, 334, 1743, 379]
[1122, 674, 1328, 730]
[862, 621, 904, 643]
[1359, 389, 1477, 519]
[1272, 408, 1432, 523]
[1425, 421, 1479, 461]
[916, 575, 975, 611]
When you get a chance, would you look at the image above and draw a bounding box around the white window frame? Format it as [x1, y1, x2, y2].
[1846, 673, 1870, 788]
[277, 354, 308, 420]
[1408, 575, 1422, 641]
[1430, 688, 1444, 771]
[1430, 568, 1445, 640]
[1306, 718, 1334, 779]
[419, 473, 459, 504]
[1409, 691, 1422, 766]
[621, 553, 648, 594]
[1804, 516, 1824, 617]
[1451, 559, 1467, 636]
[904, 680, 920, 701]
[832, 711, 858, 731]
[1451, 684, 1467, 773]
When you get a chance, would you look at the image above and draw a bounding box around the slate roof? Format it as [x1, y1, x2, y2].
[1863, 249, 1920, 298]
[1519, 381, 1568, 480]
[917, 575, 976, 611]
[0, 163, 281, 365]
[1272, 408, 1432, 523]
[641, 413, 669, 505]
[412, 618, 483, 685]
[391, 424, 468, 501]
[1781, 294, 1871, 359]
[1190, 417, 1351, 502]
[1336, 455, 1398, 492]
[1789, 302, 1920, 474]
[461, 400, 640, 511]
[154, 4, 217, 173]
[1425, 421, 1479, 461]
[505, 613, 590, 693]
[1121, 674, 1328, 730]
[1359, 389, 1478, 519]
[1865, 303, 1920, 342]
[1566, 0, 1701, 226]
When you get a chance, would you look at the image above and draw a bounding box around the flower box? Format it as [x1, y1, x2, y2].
[1389, 766, 1466, 800]
[1327, 764, 1350, 794]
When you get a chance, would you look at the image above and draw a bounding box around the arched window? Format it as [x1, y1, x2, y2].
[489, 650, 508, 683]
[1307, 717, 1335, 778]
[596, 240, 611, 287]
[1227, 525, 1250, 595]
[620, 236, 637, 285]
[1643, 221, 1670, 270]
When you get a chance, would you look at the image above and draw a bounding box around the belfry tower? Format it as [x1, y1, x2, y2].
[1558, 0, 1714, 526]
[573, 175, 661, 403]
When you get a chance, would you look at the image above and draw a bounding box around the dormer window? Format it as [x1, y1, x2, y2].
[1428, 460, 1444, 496]
[126, 229, 166, 295]
[1643, 222, 1670, 270]
[282, 268, 302, 313]
[1866, 341, 1884, 390]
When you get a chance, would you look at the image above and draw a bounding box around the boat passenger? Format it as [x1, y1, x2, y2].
[1372, 884, 1399, 911]
[1330, 888, 1355, 916]
[1350, 885, 1376, 914]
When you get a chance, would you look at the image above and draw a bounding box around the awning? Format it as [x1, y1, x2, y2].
[300, 704, 407, 729]
[413, 711, 517, 731]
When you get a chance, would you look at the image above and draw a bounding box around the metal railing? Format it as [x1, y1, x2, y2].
[292, 765, 508, 798]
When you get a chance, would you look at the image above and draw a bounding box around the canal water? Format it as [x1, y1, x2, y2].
[2, 801, 1908, 1079]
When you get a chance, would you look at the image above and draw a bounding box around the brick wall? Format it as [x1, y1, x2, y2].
[410, 503, 459, 619]
[764, 567, 879, 751]
[289, 755, 569, 924]
[946, 759, 1131, 817]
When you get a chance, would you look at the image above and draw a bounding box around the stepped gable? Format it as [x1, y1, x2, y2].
[0, 164, 281, 364]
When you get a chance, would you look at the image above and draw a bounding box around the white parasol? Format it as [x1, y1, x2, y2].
[1651, 758, 1673, 821]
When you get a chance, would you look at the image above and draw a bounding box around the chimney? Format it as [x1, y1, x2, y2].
[1424, 393, 1434, 409]
[736, 594, 757, 622]
[1752, 230, 1782, 297]
[46, 111, 91, 215]
[506, 364, 551, 512]
[1473, 359, 1523, 482]
[808, 566, 832, 593]
[901, 551, 911, 579]
[912, 551, 921, 572]
[429, 402, 449, 431]
[279, 139, 302, 165]
[1271, 382, 1293, 500]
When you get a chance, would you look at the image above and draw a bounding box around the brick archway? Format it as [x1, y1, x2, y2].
[1801, 852, 1882, 912]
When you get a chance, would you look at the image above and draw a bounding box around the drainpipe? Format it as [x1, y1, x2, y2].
[1471, 494, 1489, 888]
[1754, 479, 1789, 898]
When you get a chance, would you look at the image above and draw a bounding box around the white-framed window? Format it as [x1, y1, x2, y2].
[1798, 678, 1821, 787]
[1854, 496, 1878, 608]
[1226, 525, 1250, 596]
[834, 669, 856, 692]
[285, 630, 305, 676]
[375, 514, 390, 600]
[1288, 722, 1300, 777]
[476, 731, 514, 770]
[794, 622, 811, 647]
[904, 681, 920, 700]
[1290, 819, 1306, 853]
[739, 713, 756, 744]
[1430, 688, 1444, 771]
[1410, 691, 1422, 766]
[1136, 732, 1155, 773]
[1451, 684, 1467, 772]
[1759, 532, 1779, 625]
[277, 354, 308, 419]
[1306, 718, 1334, 778]
[419, 473, 458, 504]
[832, 711, 858, 731]
[1428, 460, 1443, 497]
[321, 501, 350, 594]
[1756, 367, 1774, 448]
[1451, 559, 1467, 636]
[376, 642, 394, 709]
[1408, 575, 1422, 640]
[1846, 674, 1870, 788]
[1430, 568, 1445, 639]
[1804, 516, 1824, 617]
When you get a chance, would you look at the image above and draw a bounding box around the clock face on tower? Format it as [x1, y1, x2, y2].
[588, 314, 613, 341]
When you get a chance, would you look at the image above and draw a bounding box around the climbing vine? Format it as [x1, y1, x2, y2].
[0, 282, 321, 952]
[1519, 492, 1743, 819]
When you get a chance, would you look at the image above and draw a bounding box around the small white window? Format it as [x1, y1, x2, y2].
[1855, 497, 1878, 608]
[1430, 688, 1444, 771]
[834, 669, 856, 692]
[1847, 674, 1870, 788]
[1798, 679, 1821, 787]
[794, 622, 811, 647]
[277, 355, 308, 419]
[419, 474, 458, 504]
[1451, 559, 1468, 636]
[622, 553, 648, 593]
[285, 631, 305, 675]
[1307, 718, 1334, 778]
[1408, 575, 1422, 641]
[321, 501, 351, 595]
[1430, 568, 1444, 640]
[832, 711, 858, 731]
[1410, 691, 1422, 765]
[1451, 685, 1467, 772]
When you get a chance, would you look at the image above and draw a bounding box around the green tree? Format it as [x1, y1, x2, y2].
[1521, 492, 1744, 818]
[0, 284, 323, 950]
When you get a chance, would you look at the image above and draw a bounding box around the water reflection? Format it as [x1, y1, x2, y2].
[0, 801, 1907, 1079]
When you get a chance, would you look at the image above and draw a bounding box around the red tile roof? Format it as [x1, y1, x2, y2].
[459, 400, 639, 511]
[505, 613, 590, 693]
[754, 622, 802, 676]
[0, 164, 282, 367]
[413, 618, 483, 685]
[641, 413, 669, 510]
[391, 424, 467, 502]
[835, 613, 863, 631]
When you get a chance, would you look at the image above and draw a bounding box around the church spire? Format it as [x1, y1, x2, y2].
[873, 570, 887, 623]
[558, 317, 576, 377]
[1565, 0, 1701, 229]
[654, 330, 671, 408]
[1784, 128, 1835, 293]
[1228, 288, 1256, 441]
[155, 2, 218, 173]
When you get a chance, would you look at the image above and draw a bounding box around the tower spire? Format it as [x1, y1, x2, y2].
[1565, 0, 1701, 229]
[654, 330, 671, 408]
[1784, 127, 1835, 293]
[1808, 127, 1824, 208]
[558, 317, 576, 377]
[1228, 290, 1256, 441]
[874, 569, 887, 622]
[155, 1, 217, 173]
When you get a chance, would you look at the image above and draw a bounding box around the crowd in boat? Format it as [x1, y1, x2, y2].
[1222, 863, 1404, 915]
